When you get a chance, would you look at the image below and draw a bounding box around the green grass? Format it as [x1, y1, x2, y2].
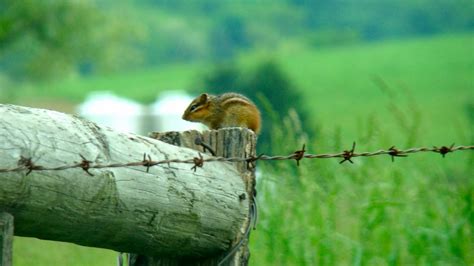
[13, 237, 116, 265]
[9, 63, 203, 104]
[8, 33, 474, 265]
[249, 110, 473, 265]
[245, 34, 474, 146]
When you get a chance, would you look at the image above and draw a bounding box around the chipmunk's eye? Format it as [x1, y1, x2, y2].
[190, 104, 198, 112]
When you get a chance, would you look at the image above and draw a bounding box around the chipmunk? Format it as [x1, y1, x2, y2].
[182, 92, 261, 134]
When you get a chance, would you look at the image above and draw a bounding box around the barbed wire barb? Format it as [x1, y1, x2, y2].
[191, 153, 204, 172]
[340, 142, 356, 164]
[388, 146, 408, 162]
[292, 144, 306, 166]
[0, 144, 473, 175]
[79, 154, 94, 176]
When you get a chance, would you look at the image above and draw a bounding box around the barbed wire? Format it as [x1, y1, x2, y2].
[0, 143, 472, 176]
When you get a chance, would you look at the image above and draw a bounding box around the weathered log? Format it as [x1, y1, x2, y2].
[0, 104, 250, 258]
[127, 129, 257, 265]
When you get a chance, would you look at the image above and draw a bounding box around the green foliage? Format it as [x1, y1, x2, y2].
[209, 15, 250, 59]
[201, 63, 241, 92]
[294, 0, 474, 39]
[249, 33, 472, 148]
[13, 237, 116, 266]
[0, 0, 140, 81]
[1, 0, 473, 85]
[305, 29, 361, 48]
[200, 60, 313, 152]
[127, 0, 474, 64]
[250, 104, 473, 265]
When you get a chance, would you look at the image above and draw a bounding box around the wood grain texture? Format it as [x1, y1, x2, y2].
[147, 128, 257, 265]
[0, 212, 13, 266]
[0, 104, 248, 258]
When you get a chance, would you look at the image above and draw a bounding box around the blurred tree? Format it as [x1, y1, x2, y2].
[136, 13, 208, 66]
[200, 60, 314, 152]
[244, 60, 303, 118]
[209, 16, 250, 59]
[202, 64, 241, 91]
[0, 0, 141, 81]
[2, 0, 472, 83]
[292, 0, 474, 41]
[243, 60, 313, 150]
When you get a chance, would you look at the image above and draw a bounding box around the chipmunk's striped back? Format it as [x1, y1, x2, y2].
[182, 93, 261, 134]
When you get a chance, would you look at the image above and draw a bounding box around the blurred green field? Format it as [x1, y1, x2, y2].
[249, 33, 473, 146]
[11, 33, 473, 144]
[12, 33, 473, 265]
[13, 237, 116, 265]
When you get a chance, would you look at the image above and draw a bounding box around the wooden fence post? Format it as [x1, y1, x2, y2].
[1, 104, 255, 259]
[129, 128, 257, 266]
[0, 213, 13, 266]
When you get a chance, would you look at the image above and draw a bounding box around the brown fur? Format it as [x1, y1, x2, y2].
[182, 93, 261, 134]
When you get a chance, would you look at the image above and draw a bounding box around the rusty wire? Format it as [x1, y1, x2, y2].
[0, 144, 472, 175]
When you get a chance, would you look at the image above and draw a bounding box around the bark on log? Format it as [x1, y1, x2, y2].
[0, 104, 250, 258]
[0, 212, 13, 266]
[127, 129, 258, 265]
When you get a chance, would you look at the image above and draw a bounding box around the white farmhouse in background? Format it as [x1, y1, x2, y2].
[76, 91, 145, 134]
[150, 91, 203, 132]
[77, 91, 202, 135]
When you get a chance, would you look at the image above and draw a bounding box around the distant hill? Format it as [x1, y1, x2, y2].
[131, 0, 474, 65]
[1, 1, 472, 81]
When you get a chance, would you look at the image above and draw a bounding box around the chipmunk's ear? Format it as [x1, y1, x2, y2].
[199, 93, 208, 103]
